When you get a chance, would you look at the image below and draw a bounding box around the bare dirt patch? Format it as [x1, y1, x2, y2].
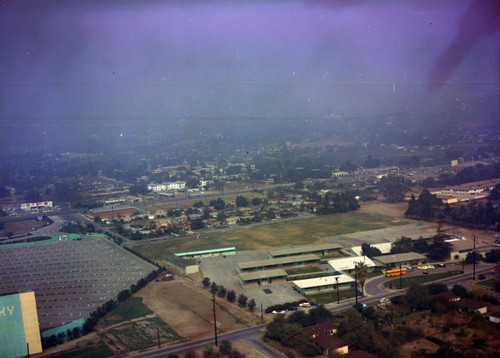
[358, 201, 409, 221]
[0, 219, 47, 236]
[137, 278, 260, 341]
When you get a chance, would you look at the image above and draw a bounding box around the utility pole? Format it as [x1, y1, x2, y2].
[355, 266, 358, 305]
[212, 291, 218, 346]
[335, 276, 340, 304]
[472, 234, 476, 280]
[157, 326, 160, 348]
[399, 264, 403, 289]
[261, 303, 263, 323]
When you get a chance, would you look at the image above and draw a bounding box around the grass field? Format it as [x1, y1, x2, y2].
[307, 289, 357, 304]
[104, 297, 153, 327]
[383, 270, 463, 289]
[131, 212, 404, 261]
[477, 278, 498, 288]
[108, 316, 180, 351]
[46, 340, 114, 358]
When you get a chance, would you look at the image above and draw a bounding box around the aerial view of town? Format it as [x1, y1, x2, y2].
[1, 1, 500, 357]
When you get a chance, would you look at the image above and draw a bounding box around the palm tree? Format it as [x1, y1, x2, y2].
[355, 262, 368, 297]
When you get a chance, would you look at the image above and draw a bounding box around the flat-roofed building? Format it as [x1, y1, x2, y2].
[236, 254, 320, 273]
[89, 206, 135, 218]
[267, 243, 342, 258]
[351, 242, 392, 256]
[293, 274, 355, 294]
[327, 256, 376, 274]
[449, 239, 491, 261]
[372, 252, 427, 268]
[238, 269, 288, 287]
[162, 255, 199, 275]
[175, 247, 236, 259]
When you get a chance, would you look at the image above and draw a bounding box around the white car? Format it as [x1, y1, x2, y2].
[272, 310, 286, 315]
[299, 302, 311, 308]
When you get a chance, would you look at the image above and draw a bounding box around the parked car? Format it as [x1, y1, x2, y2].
[272, 310, 286, 315]
[422, 270, 429, 275]
[435, 263, 446, 268]
[299, 302, 311, 308]
[287, 306, 298, 311]
[310, 302, 318, 306]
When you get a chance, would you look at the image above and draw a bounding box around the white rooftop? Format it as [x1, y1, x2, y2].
[293, 274, 354, 289]
[351, 242, 392, 256]
[327, 256, 376, 271]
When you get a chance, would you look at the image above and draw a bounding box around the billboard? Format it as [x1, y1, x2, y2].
[20, 201, 53, 211]
[0, 292, 42, 358]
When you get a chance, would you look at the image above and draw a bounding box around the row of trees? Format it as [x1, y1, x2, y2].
[201, 277, 256, 311]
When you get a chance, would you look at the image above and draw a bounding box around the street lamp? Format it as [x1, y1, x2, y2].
[354, 266, 358, 305]
[335, 276, 339, 304]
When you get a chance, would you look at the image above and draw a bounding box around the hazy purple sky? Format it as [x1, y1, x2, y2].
[1, 0, 499, 121]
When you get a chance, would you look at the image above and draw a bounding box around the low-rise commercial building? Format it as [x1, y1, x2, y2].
[267, 243, 342, 258]
[372, 252, 427, 268]
[293, 274, 355, 294]
[236, 254, 320, 273]
[162, 255, 199, 275]
[327, 256, 376, 274]
[238, 269, 288, 287]
[175, 247, 236, 259]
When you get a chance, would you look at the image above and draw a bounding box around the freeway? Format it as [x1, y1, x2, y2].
[129, 264, 496, 358]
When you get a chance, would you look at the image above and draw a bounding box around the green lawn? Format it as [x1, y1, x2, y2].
[383, 270, 463, 289]
[477, 278, 498, 288]
[130, 212, 405, 261]
[104, 297, 153, 327]
[307, 289, 357, 304]
[108, 316, 180, 351]
[46, 341, 114, 358]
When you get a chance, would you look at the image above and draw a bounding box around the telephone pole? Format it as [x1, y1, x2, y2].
[472, 234, 476, 280]
[212, 292, 218, 346]
[354, 266, 358, 305]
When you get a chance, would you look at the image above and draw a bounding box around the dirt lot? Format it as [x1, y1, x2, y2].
[0, 218, 47, 236]
[137, 277, 261, 340]
[358, 200, 409, 220]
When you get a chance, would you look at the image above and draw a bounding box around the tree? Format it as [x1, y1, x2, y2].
[465, 251, 483, 264]
[24, 189, 42, 202]
[484, 249, 500, 263]
[237, 294, 248, 307]
[202, 277, 211, 288]
[413, 237, 430, 253]
[210, 198, 225, 210]
[235, 195, 249, 207]
[355, 262, 368, 297]
[186, 178, 200, 189]
[217, 285, 227, 298]
[391, 237, 413, 254]
[452, 284, 469, 298]
[379, 175, 410, 202]
[406, 284, 430, 311]
[203, 346, 215, 358]
[247, 298, 256, 312]
[218, 339, 232, 355]
[226, 290, 236, 302]
[251, 197, 261, 206]
[427, 283, 448, 295]
[470, 284, 486, 301]
[210, 282, 219, 294]
[361, 243, 382, 258]
[427, 237, 451, 260]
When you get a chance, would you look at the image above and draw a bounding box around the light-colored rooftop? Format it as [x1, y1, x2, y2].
[239, 269, 288, 282]
[372, 252, 427, 265]
[237, 254, 320, 270]
[175, 247, 235, 257]
[327, 256, 376, 271]
[351, 242, 392, 256]
[293, 274, 354, 289]
[268, 243, 342, 257]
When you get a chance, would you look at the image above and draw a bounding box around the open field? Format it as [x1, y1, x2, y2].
[131, 211, 406, 261]
[136, 278, 261, 341]
[0, 218, 48, 236]
[104, 297, 153, 327]
[383, 270, 463, 288]
[107, 316, 180, 351]
[45, 340, 114, 358]
[307, 289, 357, 304]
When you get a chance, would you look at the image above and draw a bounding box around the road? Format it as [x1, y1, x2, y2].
[129, 263, 496, 358]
